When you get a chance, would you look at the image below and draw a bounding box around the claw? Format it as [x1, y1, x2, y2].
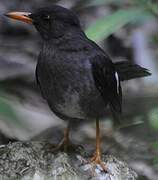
[89, 154, 108, 172]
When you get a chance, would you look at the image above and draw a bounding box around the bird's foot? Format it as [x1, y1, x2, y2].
[89, 153, 108, 173]
[79, 153, 109, 177]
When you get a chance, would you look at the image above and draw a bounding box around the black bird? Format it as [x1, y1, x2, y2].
[5, 5, 151, 170]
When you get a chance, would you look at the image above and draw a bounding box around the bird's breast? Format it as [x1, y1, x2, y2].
[55, 87, 85, 119]
[37, 51, 107, 120]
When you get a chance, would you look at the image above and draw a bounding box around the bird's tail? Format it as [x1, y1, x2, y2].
[114, 61, 151, 81]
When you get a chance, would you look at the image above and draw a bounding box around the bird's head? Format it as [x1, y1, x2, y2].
[5, 5, 81, 40]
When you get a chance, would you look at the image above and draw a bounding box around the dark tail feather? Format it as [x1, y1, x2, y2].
[114, 61, 151, 81]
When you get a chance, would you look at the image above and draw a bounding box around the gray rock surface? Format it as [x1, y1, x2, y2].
[0, 141, 137, 180]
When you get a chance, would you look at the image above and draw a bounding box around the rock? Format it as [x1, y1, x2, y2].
[0, 141, 137, 180]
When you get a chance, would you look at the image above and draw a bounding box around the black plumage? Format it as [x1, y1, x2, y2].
[31, 6, 150, 122]
[6, 5, 151, 169]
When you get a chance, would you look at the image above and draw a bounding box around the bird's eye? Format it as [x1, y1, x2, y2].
[43, 15, 50, 20]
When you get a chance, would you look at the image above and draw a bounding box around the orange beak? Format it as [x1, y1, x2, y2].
[5, 11, 33, 24]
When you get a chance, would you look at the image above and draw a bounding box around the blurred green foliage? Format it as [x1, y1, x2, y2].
[0, 94, 24, 128]
[149, 108, 158, 131]
[85, 0, 158, 42]
[0, 97, 18, 122]
[86, 8, 152, 42]
[149, 108, 158, 165]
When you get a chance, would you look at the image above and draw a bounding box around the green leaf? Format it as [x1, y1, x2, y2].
[135, 0, 150, 5]
[153, 142, 158, 149]
[148, 2, 158, 16]
[149, 108, 158, 131]
[86, 8, 152, 42]
[0, 96, 23, 127]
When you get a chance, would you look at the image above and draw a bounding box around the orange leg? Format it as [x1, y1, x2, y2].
[89, 119, 107, 172]
[53, 124, 70, 152]
[53, 123, 80, 152]
[62, 126, 70, 151]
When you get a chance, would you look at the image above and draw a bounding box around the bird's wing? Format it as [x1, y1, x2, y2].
[35, 63, 46, 100]
[91, 54, 122, 120]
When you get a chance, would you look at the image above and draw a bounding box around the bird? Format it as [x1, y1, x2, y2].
[5, 5, 151, 171]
